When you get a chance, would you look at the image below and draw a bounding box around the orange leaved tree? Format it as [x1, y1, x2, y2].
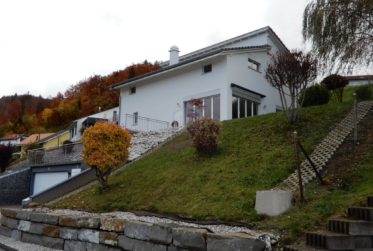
[82, 122, 131, 190]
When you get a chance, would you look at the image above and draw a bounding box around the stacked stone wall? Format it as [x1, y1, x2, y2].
[0, 208, 265, 251]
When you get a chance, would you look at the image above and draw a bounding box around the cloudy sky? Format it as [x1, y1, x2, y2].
[0, 0, 310, 98]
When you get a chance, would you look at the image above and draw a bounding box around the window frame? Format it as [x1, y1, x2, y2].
[248, 58, 260, 72]
[203, 64, 212, 74]
[129, 87, 136, 95]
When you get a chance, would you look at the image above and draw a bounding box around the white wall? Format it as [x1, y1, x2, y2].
[70, 107, 119, 142]
[120, 56, 228, 128]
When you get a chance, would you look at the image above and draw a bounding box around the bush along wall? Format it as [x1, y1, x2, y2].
[0, 208, 266, 251]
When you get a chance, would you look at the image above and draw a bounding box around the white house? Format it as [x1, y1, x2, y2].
[112, 26, 288, 130]
[345, 75, 373, 86]
[69, 107, 119, 142]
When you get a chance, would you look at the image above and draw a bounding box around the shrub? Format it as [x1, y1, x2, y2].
[187, 117, 220, 155]
[355, 85, 373, 101]
[301, 84, 330, 107]
[0, 144, 14, 173]
[82, 122, 131, 190]
[321, 74, 348, 102]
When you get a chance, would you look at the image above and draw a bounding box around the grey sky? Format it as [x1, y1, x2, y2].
[0, 0, 309, 97]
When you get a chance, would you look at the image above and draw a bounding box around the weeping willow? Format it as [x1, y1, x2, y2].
[303, 0, 373, 71]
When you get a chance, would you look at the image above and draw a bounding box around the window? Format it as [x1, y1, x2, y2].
[248, 58, 260, 71]
[133, 112, 138, 125]
[232, 95, 259, 119]
[185, 94, 220, 124]
[203, 64, 212, 73]
[130, 87, 136, 95]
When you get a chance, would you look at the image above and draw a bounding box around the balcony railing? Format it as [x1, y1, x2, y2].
[27, 142, 83, 165]
[121, 114, 169, 132]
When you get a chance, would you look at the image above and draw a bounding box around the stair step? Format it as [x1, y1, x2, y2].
[368, 197, 373, 207]
[306, 231, 354, 250]
[348, 207, 373, 221]
[284, 244, 327, 251]
[328, 218, 373, 235]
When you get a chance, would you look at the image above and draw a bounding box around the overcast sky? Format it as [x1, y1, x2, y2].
[0, 0, 310, 98]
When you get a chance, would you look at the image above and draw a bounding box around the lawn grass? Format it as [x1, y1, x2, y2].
[51, 88, 361, 225]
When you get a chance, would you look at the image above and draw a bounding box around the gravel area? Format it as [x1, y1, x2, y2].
[0, 235, 60, 251]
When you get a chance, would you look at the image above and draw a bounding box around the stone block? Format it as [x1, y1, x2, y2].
[0, 208, 17, 219]
[0, 216, 18, 229]
[101, 217, 125, 232]
[64, 240, 87, 251]
[59, 215, 100, 228]
[206, 233, 266, 251]
[22, 232, 64, 250]
[167, 246, 190, 251]
[100, 231, 119, 246]
[0, 225, 12, 237]
[87, 243, 123, 251]
[60, 227, 78, 240]
[255, 190, 293, 216]
[17, 220, 31, 231]
[30, 212, 59, 225]
[118, 235, 168, 251]
[28, 222, 60, 237]
[11, 230, 21, 241]
[16, 210, 31, 220]
[172, 227, 207, 250]
[78, 229, 100, 244]
[124, 221, 172, 244]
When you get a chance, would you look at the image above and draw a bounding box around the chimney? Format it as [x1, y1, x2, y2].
[169, 46, 180, 65]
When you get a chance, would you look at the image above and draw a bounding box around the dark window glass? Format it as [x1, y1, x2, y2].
[232, 96, 238, 119]
[253, 103, 258, 115]
[239, 98, 245, 118]
[203, 64, 212, 73]
[246, 100, 252, 117]
[133, 112, 138, 125]
[130, 87, 136, 94]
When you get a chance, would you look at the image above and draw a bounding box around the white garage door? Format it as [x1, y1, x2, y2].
[33, 172, 69, 195]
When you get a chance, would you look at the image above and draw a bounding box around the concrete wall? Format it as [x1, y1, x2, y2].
[0, 208, 266, 251]
[0, 169, 31, 205]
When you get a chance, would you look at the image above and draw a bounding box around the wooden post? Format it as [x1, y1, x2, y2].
[353, 93, 358, 146]
[294, 131, 305, 203]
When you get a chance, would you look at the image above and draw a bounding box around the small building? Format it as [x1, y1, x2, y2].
[69, 107, 119, 142]
[111, 26, 288, 130]
[0, 134, 25, 146]
[38, 130, 70, 149]
[19, 133, 55, 158]
[345, 75, 373, 86]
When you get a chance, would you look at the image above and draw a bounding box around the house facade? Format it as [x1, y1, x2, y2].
[345, 75, 373, 86]
[112, 26, 288, 130]
[69, 107, 119, 142]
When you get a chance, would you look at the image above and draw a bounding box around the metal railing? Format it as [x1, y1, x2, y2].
[122, 114, 169, 132]
[27, 142, 83, 165]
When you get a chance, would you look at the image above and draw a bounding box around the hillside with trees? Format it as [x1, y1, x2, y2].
[0, 61, 159, 137]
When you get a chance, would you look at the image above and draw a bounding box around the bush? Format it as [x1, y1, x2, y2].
[355, 85, 373, 101]
[82, 122, 131, 190]
[187, 117, 220, 155]
[321, 74, 348, 102]
[301, 84, 330, 107]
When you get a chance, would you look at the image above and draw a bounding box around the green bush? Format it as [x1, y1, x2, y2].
[301, 84, 330, 107]
[355, 85, 372, 101]
[321, 74, 348, 102]
[187, 117, 220, 155]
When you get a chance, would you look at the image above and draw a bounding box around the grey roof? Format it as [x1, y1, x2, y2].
[111, 45, 271, 89]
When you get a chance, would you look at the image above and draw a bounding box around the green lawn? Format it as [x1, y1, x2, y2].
[51, 86, 373, 242]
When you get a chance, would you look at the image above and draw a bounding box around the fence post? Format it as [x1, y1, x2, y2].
[353, 93, 358, 146]
[293, 131, 305, 203]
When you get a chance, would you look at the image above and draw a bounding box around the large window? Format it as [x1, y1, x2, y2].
[185, 94, 220, 124]
[232, 96, 258, 119]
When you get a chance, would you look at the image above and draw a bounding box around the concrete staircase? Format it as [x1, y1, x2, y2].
[284, 196, 373, 251]
[277, 101, 373, 192]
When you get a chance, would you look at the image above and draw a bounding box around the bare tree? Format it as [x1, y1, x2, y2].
[265, 50, 318, 124]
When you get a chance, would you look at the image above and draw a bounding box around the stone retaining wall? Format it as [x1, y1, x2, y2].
[0, 208, 265, 251]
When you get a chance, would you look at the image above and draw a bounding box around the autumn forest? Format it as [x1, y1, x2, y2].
[0, 61, 160, 137]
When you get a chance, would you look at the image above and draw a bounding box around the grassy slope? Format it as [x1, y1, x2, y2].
[52, 88, 366, 226]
